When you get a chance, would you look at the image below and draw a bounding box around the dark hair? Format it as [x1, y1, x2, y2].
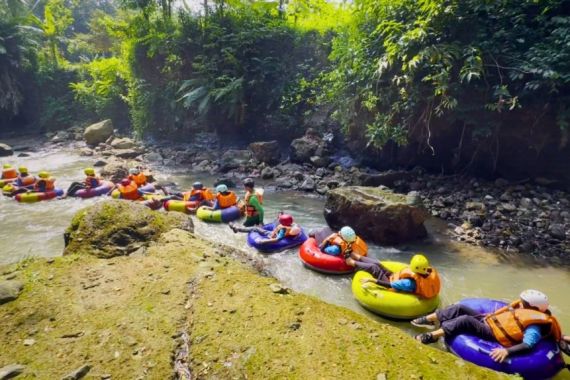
[243, 178, 254, 188]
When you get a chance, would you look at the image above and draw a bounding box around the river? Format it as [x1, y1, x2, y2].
[1, 143, 569, 378]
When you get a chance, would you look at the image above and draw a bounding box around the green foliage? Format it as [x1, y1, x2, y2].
[321, 0, 570, 151]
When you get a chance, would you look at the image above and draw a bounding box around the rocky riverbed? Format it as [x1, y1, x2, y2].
[2, 122, 568, 264]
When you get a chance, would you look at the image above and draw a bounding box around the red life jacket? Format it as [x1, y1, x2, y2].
[389, 267, 441, 299]
[85, 175, 101, 188]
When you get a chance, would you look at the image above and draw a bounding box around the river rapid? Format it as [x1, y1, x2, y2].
[1, 143, 569, 377]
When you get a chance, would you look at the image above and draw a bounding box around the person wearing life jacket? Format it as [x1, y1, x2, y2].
[320, 226, 368, 260]
[1, 164, 17, 180]
[359, 254, 441, 299]
[254, 213, 302, 245]
[14, 166, 36, 188]
[212, 184, 238, 210]
[413, 289, 565, 363]
[229, 178, 264, 232]
[64, 167, 102, 197]
[117, 178, 141, 200]
[33, 171, 55, 193]
[128, 168, 147, 187]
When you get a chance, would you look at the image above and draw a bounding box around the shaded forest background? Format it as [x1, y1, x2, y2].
[2, 0, 570, 186]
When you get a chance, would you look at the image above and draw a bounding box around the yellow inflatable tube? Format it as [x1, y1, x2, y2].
[352, 261, 440, 320]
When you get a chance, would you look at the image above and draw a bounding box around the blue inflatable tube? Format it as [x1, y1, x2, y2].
[445, 298, 565, 379]
[247, 223, 308, 253]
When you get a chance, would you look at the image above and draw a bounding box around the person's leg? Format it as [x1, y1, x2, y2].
[412, 304, 480, 328]
[440, 315, 494, 341]
[229, 216, 260, 233]
[65, 182, 85, 197]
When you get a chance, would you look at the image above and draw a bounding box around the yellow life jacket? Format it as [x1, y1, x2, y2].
[390, 267, 441, 299]
[484, 300, 563, 347]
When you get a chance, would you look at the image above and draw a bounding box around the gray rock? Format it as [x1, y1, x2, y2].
[309, 155, 331, 168]
[144, 152, 163, 163]
[495, 178, 509, 187]
[112, 148, 143, 159]
[275, 177, 293, 189]
[520, 198, 533, 209]
[61, 364, 91, 380]
[290, 133, 321, 163]
[357, 170, 412, 187]
[17, 152, 30, 157]
[548, 224, 566, 240]
[501, 203, 517, 212]
[465, 202, 486, 211]
[0, 143, 13, 157]
[214, 175, 238, 188]
[110, 137, 136, 150]
[51, 131, 71, 143]
[84, 120, 113, 146]
[219, 150, 252, 172]
[79, 148, 93, 157]
[0, 280, 24, 304]
[269, 283, 289, 294]
[248, 140, 280, 164]
[406, 191, 422, 206]
[300, 177, 316, 191]
[99, 159, 129, 183]
[93, 160, 107, 167]
[315, 168, 327, 178]
[260, 167, 275, 179]
[324, 187, 429, 245]
[0, 364, 25, 379]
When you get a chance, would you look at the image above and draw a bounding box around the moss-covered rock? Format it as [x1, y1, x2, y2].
[324, 186, 429, 244]
[64, 200, 192, 258]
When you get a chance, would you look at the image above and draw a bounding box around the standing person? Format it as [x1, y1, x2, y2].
[413, 290, 564, 363]
[229, 178, 264, 232]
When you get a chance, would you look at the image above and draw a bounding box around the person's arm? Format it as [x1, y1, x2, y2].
[390, 279, 416, 293]
[490, 325, 541, 362]
[257, 228, 285, 244]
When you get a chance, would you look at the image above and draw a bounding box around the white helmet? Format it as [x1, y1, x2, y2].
[520, 289, 549, 312]
[339, 226, 356, 243]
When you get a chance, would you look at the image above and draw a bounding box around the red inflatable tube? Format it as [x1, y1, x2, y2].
[299, 237, 358, 274]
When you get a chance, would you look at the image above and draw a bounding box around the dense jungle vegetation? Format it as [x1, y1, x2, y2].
[2, 0, 570, 179]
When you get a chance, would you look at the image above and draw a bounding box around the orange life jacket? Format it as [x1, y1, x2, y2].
[389, 267, 441, 299]
[484, 300, 563, 347]
[184, 188, 214, 202]
[2, 167, 17, 179]
[270, 224, 301, 238]
[34, 178, 55, 192]
[245, 189, 264, 217]
[217, 191, 238, 209]
[118, 180, 140, 200]
[129, 173, 147, 186]
[18, 174, 36, 187]
[323, 233, 368, 256]
[85, 175, 101, 188]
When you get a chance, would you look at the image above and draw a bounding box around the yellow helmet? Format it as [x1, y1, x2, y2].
[18, 166, 28, 174]
[3, 164, 12, 169]
[84, 167, 95, 176]
[410, 254, 430, 275]
[38, 171, 50, 179]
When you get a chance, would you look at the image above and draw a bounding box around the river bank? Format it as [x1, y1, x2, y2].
[0, 202, 510, 379]
[1, 126, 569, 265]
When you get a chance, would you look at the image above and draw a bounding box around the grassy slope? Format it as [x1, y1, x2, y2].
[0, 229, 510, 379]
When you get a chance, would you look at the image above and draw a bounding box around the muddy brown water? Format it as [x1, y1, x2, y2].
[1, 145, 568, 378]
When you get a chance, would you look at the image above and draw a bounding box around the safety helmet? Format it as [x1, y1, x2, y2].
[120, 178, 131, 186]
[192, 181, 204, 190]
[279, 213, 294, 227]
[38, 171, 49, 179]
[216, 184, 228, 193]
[84, 167, 95, 176]
[520, 289, 549, 312]
[339, 226, 356, 243]
[243, 177, 255, 188]
[18, 166, 28, 174]
[129, 167, 140, 175]
[410, 254, 430, 275]
[3, 164, 12, 169]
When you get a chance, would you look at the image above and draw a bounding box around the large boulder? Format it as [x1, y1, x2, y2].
[324, 186, 429, 244]
[84, 119, 114, 146]
[64, 200, 193, 258]
[99, 158, 129, 183]
[111, 148, 144, 159]
[356, 170, 413, 187]
[110, 137, 137, 150]
[0, 143, 13, 157]
[219, 149, 252, 172]
[290, 130, 321, 163]
[248, 140, 281, 165]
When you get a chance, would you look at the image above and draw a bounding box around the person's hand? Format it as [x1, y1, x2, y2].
[489, 348, 509, 363]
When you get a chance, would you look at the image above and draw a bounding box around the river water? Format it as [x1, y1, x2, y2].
[1, 143, 569, 377]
